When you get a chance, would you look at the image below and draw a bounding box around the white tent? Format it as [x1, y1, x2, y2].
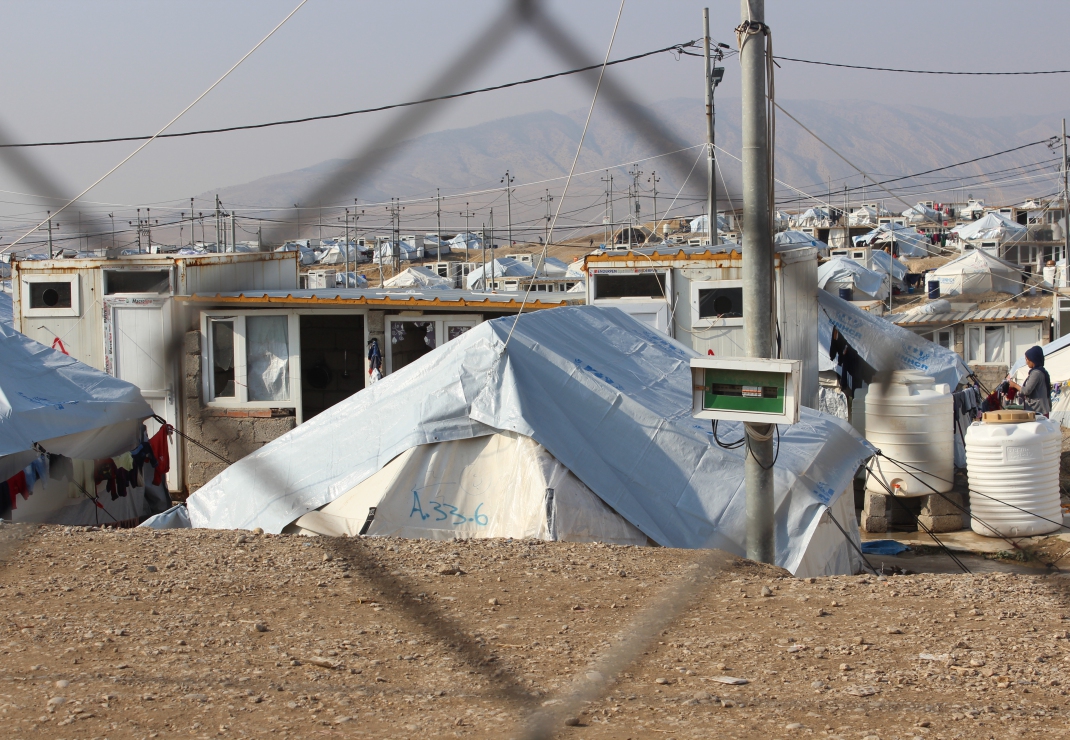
[951, 212, 1027, 245]
[0, 287, 11, 328]
[188, 306, 874, 577]
[382, 266, 453, 290]
[818, 256, 889, 300]
[448, 232, 483, 252]
[688, 214, 730, 234]
[930, 250, 1023, 296]
[375, 241, 424, 262]
[870, 249, 908, 288]
[792, 207, 829, 227]
[275, 241, 317, 266]
[848, 205, 891, 226]
[818, 291, 967, 389]
[316, 240, 368, 265]
[775, 230, 830, 256]
[465, 257, 536, 290]
[1, 321, 153, 480]
[902, 202, 941, 224]
[853, 223, 931, 258]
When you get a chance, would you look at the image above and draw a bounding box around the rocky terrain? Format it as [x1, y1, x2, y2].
[2, 523, 1070, 739]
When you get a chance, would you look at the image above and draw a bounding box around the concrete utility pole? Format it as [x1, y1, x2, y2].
[215, 195, 222, 250]
[343, 208, 350, 281]
[481, 222, 487, 292]
[46, 211, 53, 258]
[231, 211, 236, 254]
[501, 171, 514, 248]
[740, 0, 775, 565]
[190, 198, 195, 246]
[146, 207, 153, 253]
[489, 208, 496, 289]
[436, 188, 443, 261]
[629, 164, 643, 247]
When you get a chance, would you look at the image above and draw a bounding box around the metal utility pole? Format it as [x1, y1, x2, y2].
[601, 171, 614, 247]
[740, 0, 775, 565]
[294, 203, 300, 243]
[704, 8, 725, 248]
[47, 211, 53, 258]
[629, 164, 643, 247]
[460, 204, 475, 261]
[436, 188, 443, 261]
[215, 195, 222, 251]
[109, 213, 115, 250]
[501, 171, 514, 248]
[343, 208, 350, 282]
[648, 172, 660, 239]
[146, 207, 153, 253]
[135, 208, 142, 253]
[1063, 118, 1068, 265]
[481, 222, 487, 292]
[489, 208, 496, 289]
[190, 197, 195, 245]
[542, 189, 554, 245]
[231, 211, 237, 254]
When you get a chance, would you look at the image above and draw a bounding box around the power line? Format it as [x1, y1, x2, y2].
[0, 40, 699, 150]
[774, 55, 1070, 76]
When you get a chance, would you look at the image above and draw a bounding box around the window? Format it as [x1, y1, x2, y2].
[698, 287, 743, 319]
[385, 315, 480, 374]
[104, 269, 170, 295]
[690, 279, 744, 328]
[202, 312, 298, 407]
[21, 275, 80, 317]
[965, 323, 1024, 365]
[593, 272, 666, 300]
[29, 281, 71, 309]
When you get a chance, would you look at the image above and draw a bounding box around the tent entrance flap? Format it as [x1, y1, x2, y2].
[285, 432, 648, 546]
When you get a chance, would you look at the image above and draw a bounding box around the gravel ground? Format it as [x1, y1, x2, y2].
[3, 523, 1070, 740]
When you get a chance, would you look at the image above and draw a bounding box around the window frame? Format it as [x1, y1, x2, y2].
[200, 310, 301, 410]
[384, 314, 481, 374]
[964, 322, 1032, 366]
[690, 279, 745, 329]
[21, 273, 81, 317]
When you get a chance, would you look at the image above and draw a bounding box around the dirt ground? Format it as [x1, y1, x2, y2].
[4, 525, 1070, 739]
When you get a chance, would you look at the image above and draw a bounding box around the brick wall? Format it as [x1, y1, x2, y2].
[182, 330, 297, 495]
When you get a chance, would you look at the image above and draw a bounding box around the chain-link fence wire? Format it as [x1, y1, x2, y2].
[0, 2, 788, 737]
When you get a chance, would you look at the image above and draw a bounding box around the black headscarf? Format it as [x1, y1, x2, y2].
[1025, 345, 1051, 392]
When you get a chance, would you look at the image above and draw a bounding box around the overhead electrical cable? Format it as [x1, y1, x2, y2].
[0, 40, 698, 150]
[0, 0, 309, 255]
[774, 56, 1070, 76]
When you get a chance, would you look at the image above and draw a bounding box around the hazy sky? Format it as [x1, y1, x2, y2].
[0, 0, 1067, 229]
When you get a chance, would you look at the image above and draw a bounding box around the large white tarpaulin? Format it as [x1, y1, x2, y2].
[902, 202, 941, 224]
[465, 257, 536, 290]
[189, 306, 874, 576]
[870, 249, 908, 288]
[0, 321, 153, 480]
[383, 266, 453, 290]
[931, 250, 1023, 296]
[952, 212, 1027, 244]
[775, 230, 830, 256]
[818, 256, 888, 299]
[792, 207, 829, 227]
[853, 223, 932, 258]
[818, 291, 968, 388]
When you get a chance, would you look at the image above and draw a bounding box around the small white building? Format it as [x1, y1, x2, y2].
[584, 244, 819, 408]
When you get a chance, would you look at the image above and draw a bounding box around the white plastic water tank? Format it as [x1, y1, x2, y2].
[865, 370, 954, 496]
[965, 411, 1061, 537]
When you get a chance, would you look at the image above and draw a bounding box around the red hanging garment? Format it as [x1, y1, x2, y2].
[7, 471, 28, 507]
[149, 426, 171, 486]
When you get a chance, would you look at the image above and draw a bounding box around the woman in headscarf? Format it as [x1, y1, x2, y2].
[1008, 345, 1051, 416]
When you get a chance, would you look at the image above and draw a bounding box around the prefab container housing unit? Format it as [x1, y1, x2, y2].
[10, 251, 300, 494]
[584, 245, 820, 408]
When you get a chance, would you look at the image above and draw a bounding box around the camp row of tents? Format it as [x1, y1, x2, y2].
[4, 286, 951, 577]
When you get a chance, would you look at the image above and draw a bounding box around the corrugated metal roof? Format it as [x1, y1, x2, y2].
[176, 288, 580, 310]
[891, 306, 1051, 326]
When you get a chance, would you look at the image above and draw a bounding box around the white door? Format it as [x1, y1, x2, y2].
[104, 298, 179, 491]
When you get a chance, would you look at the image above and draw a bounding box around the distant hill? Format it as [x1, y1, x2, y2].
[200, 98, 1070, 241]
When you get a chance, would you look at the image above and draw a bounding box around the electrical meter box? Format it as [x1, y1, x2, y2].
[690, 357, 801, 425]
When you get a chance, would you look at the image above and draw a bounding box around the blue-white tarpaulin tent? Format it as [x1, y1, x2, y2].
[189, 306, 875, 577]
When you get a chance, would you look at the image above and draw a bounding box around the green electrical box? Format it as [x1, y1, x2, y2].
[691, 357, 800, 424]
